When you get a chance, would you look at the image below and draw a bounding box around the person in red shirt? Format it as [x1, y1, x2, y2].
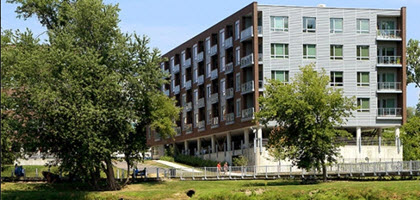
[217, 162, 221, 174]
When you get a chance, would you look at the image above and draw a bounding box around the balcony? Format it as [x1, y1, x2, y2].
[197, 74, 204, 85]
[185, 123, 192, 133]
[209, 44, 218, 56]
[211, 69, 218, 80]
[377, 108, 402, 120]
[225, 37, 233, 49]
[211, 117, 219, 128]
[226, 87, 234, 99]
[226, 113, 235, 125]
[258, 80, 264, 91]
[377, 29, 402, 41]
[196, 51, 204, 62]
[184, 58, 192, 68]
[258, 26, 262, 36]
[377, 56, 402, 67]
[175, 127, 181, 136]
[185, 102, 192, 111]
[198, 120, 205, 131]
[163, 68, 170, 74]
[377, 82, 402, 93]
[241, 80, 255, 94]
[242, 107, 254, 121]
[173, 64, 180, 74]
[241, 53, 254, 68]
[240, 26, 253, 42]
[173, 85, 180, 94]
[164, 89, 170, 96]
[185, 80, 192, 90]
[210, 93, 219, 104]
[197, 97, 205, 108]
[258, 53, 263, 64]
[225, 62, 233, 74]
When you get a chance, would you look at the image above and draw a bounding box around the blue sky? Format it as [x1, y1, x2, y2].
[2, 0, 419, 107]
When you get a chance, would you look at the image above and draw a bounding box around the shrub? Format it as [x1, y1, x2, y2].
[159, 156, 174, 162]
[232, 156, 248, 166]
[174, 154, 219, 167]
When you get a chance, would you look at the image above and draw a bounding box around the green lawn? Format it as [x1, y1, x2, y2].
[2, 179, 420, 200]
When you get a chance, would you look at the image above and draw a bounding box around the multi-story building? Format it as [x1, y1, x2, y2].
[148, 2, 406, 166]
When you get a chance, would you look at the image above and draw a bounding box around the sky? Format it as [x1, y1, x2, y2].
[2, 0, 419, 107]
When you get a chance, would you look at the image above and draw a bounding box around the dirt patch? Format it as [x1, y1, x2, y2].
[243, 188, 265, 196]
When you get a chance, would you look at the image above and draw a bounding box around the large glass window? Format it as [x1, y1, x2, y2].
[270, 16, 288, 31]
[357, 45, 369, 60]
[330, 18, 343, 33]
[357, 19, 369, 33]
[303, 44, 316, 59]
[330, 71, 343, 86]
[357, 98, 370, 112]
[303, 17, 316, 32]
[271, 43, 289, 58]
[235, 47, 240, 66]
[271, 71, 289, 82]
[357, 72, 370, 86]
[330, 45, 343, 60]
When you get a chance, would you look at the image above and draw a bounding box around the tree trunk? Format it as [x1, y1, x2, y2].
[322, 163, 327, 182]
[122, 157, 131, 186]
[104, 159, 120, 190]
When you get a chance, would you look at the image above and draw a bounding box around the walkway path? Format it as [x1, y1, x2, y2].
[155, 160, 199, 172]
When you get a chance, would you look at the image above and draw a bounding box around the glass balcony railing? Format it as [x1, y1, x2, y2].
[225, 62, 233, 74]
[185, 102, 192, 111]
[196, 51, 204, 62]
[377, 29, 401, 40]
[226, 113, 235, 124]
[185, 123, 192, 133]
[211, 117, 219, 128]
[197, 74, 204, 85]
[211, 69, 218, 80]
[209, 44, 218, 56]
[198, 120, 205, 130]
[241, 80, 255, 94]
[172, 64, 180, 74]
[377, 56, 401, 65]
[242, 107, 254, 120]
[210, 93, 219, 104]
[175, 127, 181, 136]
[184, 58, 191, 68]
[240, 26, 253, 41]
[225, 37, 233, 49]
[377, 82, 401, 91]
[185, 80, 192, 90]
[226, 87, 234, 99]
[173, 85, 180, 94]
[241, 53, 254, 68]
[377, 108, 402, 117]
[197, 97, 205, 108]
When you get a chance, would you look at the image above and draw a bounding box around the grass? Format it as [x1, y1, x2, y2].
[1, 165, 59, 177]
[2, 179, 420, 200]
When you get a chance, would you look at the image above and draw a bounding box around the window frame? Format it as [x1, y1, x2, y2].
[357, 19, 370, 34]
[235, 20, 240, 40]
[271, 43, 289, 58]
[330, 71, 344, 86]
[330, 45, 343, 60]
[303, 44, 316, 59]
[236, 98, 241, 118]
[330, 18, 343, 33]
[270, 16, 289, 32]
[271, 70, 289, 82]
[235, 73, 241, 92]
[303, 17, 316, 32]
[357, 45, 369, 60]
[357, 98, 370, 112]
[357, 72, 370, 87]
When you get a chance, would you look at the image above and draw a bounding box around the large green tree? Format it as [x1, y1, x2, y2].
[256, 64, 356, 181]
[407, 39, 420, 88]
[2, 0, 179, 190]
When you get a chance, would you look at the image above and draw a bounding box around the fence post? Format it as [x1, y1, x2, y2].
[204, 167, 207, 180]
[157, 168, 159, 180]
[398, 161, 401, 175]
[385, 162, 388, 176]
[229, 166, 232, 179]
[289, 166, 292, 178]
[265, 166, 268, 179]
[180, 170, 183, 180]
[349, 163, 352, 177]
[277, 164, 280, 178]
[35, 168, 38, 178]
[192, 168, 195, 180]
[301, 168, 304, 178]
[217, 167, 219, 180]
[253, 166, 256, 179]
[241, 166, 244, 179]
[409, 160, 413, 175]
[337, 164, 340, 177]
[361, 163, 365, 176]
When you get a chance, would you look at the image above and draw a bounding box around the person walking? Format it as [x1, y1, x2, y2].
[217, 162, 221, 175]
[223, 162, 229, 175]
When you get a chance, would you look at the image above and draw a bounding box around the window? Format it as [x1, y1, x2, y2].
[357, 98, 370, 112]
[235, 20, 240, 40]
[221, 79, 226, 96]
[357, 19, 369, 33]
[206, 38, 210, 53]
[330, 71, 343, 86]
[206, 63, 211, 78]
[221, 105, 226, 121]
[193, 45, 198, 59]
[193, 68, 197, 83]
[236, 99, 241, 117]
[271, 71, 289, 82]
[194, 90, 198, 104]
[357, 72, 370, 86]
[357, 45, 369, 60]
[235, 73, 241, 92]
[303, 44, 316, 59]
[220, 56, 225, 72]
[235, 47, 241, 66]
[330, 18, 343, 33]
[330, 45, 343, 60]
[220, 29, 225, 48]
[271, 43, 289, 58]
[303, 17, 316, 32]
[270, 16, 288, 31]
[206, 84, 211, 98]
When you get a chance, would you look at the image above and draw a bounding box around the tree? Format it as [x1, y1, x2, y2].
[407, 39, 420, 88]
[401, 116, 420, 161]
[256, 64, 356, 182]
[3, 0, 179, 190]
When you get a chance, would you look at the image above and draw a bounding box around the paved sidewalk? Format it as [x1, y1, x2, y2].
[155, 160, 199, 172]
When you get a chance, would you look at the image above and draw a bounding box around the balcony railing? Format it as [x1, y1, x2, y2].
[210, 93, 219, 104]
[258, 26, 262, 35]
[240, 26, 253, 41]
[226, 87, 234, 99]
[225, 37, 233, 49]
[377, 56, 401, 65]
[377, 82, 402, 91]
[377, 108, 402, 118]
[175, 127, 181, 136]
[185, 123, 192, 133]
[211, 68, 218, 80]
[196, 51, 204, 62]
[164, 89, 170, 96]
[211, 117, 219, 128]
[197, 74, 204, 85]
[258, 53, 263, 63]
[173, 85, 180, 94]
[258, 80, 264, 90]
[164, 68, 170, 74]
[172, 64, 180, 74]
[241, 53, 254, 68]
[185, 102, 192, 111]
[185, 80, 192, 90]
[242, 107, 254, 120]
[209, 44, 218, 56]
[198, 120, 205, 130]
[377, 29, 401, 40]
[226, 113, 235, 124]
[197, 97, 205, 108]
[241, 80, 255, 94]
[225, 62, 233, 74]
[184, 58, 191, 68]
